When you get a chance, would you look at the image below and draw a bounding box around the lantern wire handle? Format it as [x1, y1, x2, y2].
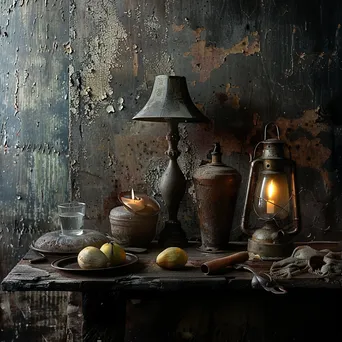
[264, 122, 280, 140]
[253, 122, 281, 160]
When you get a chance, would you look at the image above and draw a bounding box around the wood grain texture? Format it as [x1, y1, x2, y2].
[0, 291, 69, 341]
[4, 246, 342, 293]
[3, 247, 342, 341]
[82, 292, 126, 342]
[125, 290, 342, 342]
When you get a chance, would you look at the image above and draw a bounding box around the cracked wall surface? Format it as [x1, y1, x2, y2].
[70, 0, 342, 242]
[0, 0, 70, 340]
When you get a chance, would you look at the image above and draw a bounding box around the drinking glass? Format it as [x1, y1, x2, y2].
[58, 202, 85, 236]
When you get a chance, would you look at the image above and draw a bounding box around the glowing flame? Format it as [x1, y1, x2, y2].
[131, 188, 135, 200]
[267, 180, 275, 199]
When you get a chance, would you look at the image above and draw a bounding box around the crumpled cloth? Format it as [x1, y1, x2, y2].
[270, 245, 342, 279]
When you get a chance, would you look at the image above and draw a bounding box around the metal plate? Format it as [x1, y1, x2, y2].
[51, 253, 139, 273]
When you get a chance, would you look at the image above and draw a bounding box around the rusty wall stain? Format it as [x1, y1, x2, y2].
[276, 110, 330, 138]
[184, 30, 260, 82]
[276, 110, 332, 188]
[172, 23, 185, 32]
[286, 136, 331, 172]
[214, 82, 242, 110]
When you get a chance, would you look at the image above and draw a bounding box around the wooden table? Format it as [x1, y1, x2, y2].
[2, 243, 342, 342]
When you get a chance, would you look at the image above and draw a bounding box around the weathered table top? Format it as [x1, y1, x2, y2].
[2, 242, 342, 293]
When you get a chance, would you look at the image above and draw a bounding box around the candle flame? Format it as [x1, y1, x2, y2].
[267, 180, 275, 199]
[131, 188, 135, 200]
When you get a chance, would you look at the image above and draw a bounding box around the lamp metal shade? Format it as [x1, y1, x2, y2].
[132, 75, 208, 123]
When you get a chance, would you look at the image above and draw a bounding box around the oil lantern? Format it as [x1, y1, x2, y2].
[240, 123, 300, 260]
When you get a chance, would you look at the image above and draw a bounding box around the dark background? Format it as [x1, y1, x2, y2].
[1, 0, 342, 340]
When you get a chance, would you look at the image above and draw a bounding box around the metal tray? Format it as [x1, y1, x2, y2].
[51, 253, 139, 273]
[30, 229, 110, 255]
[30, 244, 78, 255]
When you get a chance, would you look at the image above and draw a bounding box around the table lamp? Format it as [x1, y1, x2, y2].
[133, 75, 208, 247]
[240, 123, 300, 260]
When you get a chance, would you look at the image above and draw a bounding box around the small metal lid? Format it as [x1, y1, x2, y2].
[193, 143, 241, 180]
[210, 142, 223, 164]
[109, 205, 158, 221]
[118, 191, 160, 216]
[262, 138, 285, 144]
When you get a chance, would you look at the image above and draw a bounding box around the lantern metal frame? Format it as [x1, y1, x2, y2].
[240, 123, 300, 260]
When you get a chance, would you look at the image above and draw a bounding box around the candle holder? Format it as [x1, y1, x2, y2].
[133, 75, 208, 247]
[121, 189, 146, 213]
[240, 123, 300, 260]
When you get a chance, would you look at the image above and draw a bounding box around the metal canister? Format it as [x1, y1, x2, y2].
[109, 206, 158, 248]
[193, 143, 241, 252]
[109, 192, 161, 248]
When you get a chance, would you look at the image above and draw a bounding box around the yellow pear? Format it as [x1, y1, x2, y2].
[156, 247, 188, 270]
[100, 242, 126, 266]
[77, 246, 110, 269]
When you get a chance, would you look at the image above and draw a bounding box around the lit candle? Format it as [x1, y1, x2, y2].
[266, 180, 276, 214]
[121, 189, 145, 212]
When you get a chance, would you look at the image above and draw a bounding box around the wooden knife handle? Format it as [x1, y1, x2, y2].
[201, 251, 249, 275]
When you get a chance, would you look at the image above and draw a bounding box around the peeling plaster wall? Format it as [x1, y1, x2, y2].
[0, 0, 69, 277]
[0, 0, 70, 340]
[2, 0, 342, 340]
[71, 0, 342, 241]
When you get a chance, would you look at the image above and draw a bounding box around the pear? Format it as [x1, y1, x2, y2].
[100, 242, 126, 266]
[156, 247, 188, 270]
[77, 246, 110, 269]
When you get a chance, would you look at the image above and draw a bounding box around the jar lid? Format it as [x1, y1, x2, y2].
[119, 191, 160, 216]
[193, 143, 241, 180]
